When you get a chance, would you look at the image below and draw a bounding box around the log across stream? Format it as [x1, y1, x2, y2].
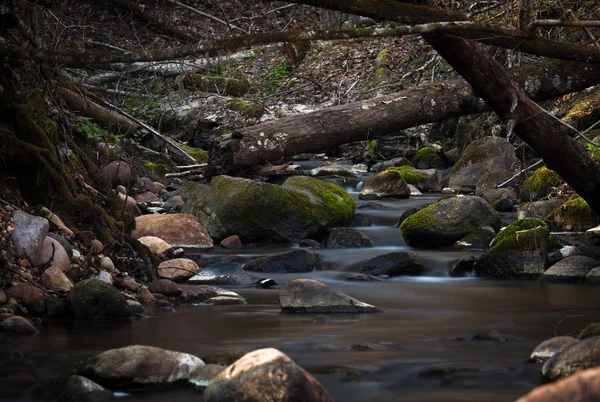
[3, 188, 600, 402]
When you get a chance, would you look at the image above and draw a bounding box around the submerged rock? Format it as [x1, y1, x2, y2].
[516, 367, 600, 402]
[400, 196, 500, 248]
[72, 345, 204, 388]
[361, 251, 423, 276]
[203, 348, 334, 402]
[358, 170, 410, 200]
[542, 336, 600, 381]
[244, 249, 319, 273]
[279, 279, 382, 313]
[530, 336, 579, 363]
[188, 262, 253, 285]
[68, 279, 132, 319]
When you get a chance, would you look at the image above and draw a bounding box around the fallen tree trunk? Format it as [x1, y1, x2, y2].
[208, 59, 600, 175]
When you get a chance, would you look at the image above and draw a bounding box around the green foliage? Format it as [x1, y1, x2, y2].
[267, 59, 293, 88]
[73, 117, 108, 141]
[365, 139, 377, 156]
[228, 99, 265, 119]
[144, 162, 171, 176]
[586, 143, 600, 162]
[187, 148, 208, 163]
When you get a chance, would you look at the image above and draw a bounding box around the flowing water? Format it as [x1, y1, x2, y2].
[3, 187, 600, 402]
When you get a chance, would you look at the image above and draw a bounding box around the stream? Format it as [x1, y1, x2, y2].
[3, 183, 600, 402]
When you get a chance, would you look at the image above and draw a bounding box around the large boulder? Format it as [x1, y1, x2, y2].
[279, 279, 382, 313]
[476, 218, 549, 279]
[244, 250, 319, 273]
[449, 136, 518, 190]
[188, 262, 253, 285]
[182, 176, 354, 242]
[542, 336, 600, 381]
[516, 367, 600, 402]
[539, 256, 599, 283]
[72, 345, 204, 388]
[203, 348, 333, 402]
[133, 213, 213, 250]
[158, 258, 200, 281]
[361, 251, 424, 276]
[519, 166, 562, 202]
[10, 210, 48, 263]
[517, 199, 565, 219]
[68, 279, 132, 319]
[385, 166, 444, 192]
[400, 196, 500, 248]
[548, 195, 600, 232]
[359, 170, 410, 200]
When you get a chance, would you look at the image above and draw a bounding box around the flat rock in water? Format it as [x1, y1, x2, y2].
[530, 336, 578, 363]
[192, 285, 243, 302]
[203, 348, 334, 402]
[244, 249, 319, 273]
[361, 251, 423, 276]
[324, 228, 373, 248]
[516, 367, 600, 402]
[203, 296, 247, 305]
[279, 279, 382, 313]
[309, 164, 360, 178]
[72, 345, 204, 389]
[188, 262, 253, 285]
[539, 256, 599, 283]
[542, 336, 600, 381]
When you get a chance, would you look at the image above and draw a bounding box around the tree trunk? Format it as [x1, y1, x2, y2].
[208, 59, 600, 175]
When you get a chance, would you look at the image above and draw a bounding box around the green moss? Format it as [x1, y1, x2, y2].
[451, 137, 490, 173]
[399, 200, 444, 235]
[412, 146, 435, 165]
[187, 148, 208, 163]
[374, 48, 390, 85]
[365, 140, 377, 156]
[547, 194, 599, 231]
[267, 60, 293, 88]
[144, 162, 171, 176]
[386, 165, 428, 185]
[491, 197, 509, 211]
[228, 99, 265, 119]
[519, 167, 562, 201]
[493, 218, 547, 247]
[185, 74, 250, 96]
[565, 89, 600, 128]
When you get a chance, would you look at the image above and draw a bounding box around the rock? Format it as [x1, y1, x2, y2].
[519, 166, 562, 202]
[163, 195, 185, 212]
[471, 329, 506, 341]
[244, 250, 319, 273]
[324, 228, 373, 248]
[204, 296, 247, 305]
[134, 191, 159, 203]
[30, 375, 111, 401]
[186, 285, 242, 303]
[0, 316, 38, 335]
[72, 345, 204, 388]
[203, 348, 334, 402]
[188, 364, 226, 390]
[517, 199, 565, 220]
[548, 245, 580, 264]
[450, 257, 477, 277]
[358, 170, 410, 200]
[452, 226, 496, 250]
[188, 263, 253, 285]
[370, 156, 412, 173]
[256, 278, 276, 288]
[90, 239, 103, 254]
[400, 196, 500, 248]
[122, 277, 141, 293]
[100, 160, 133, 188]
[220, 235, 242, 249]
[309, 164, 361, 178]
[385, 166, 444, 192]
[476, 219, 550, 279]
[47, 232, 73, 259]
[182, 176, 354, 243]
[118, 192, 142, 216]
[578, 324, 600, 340]
[98, 257, 114, 273]
[34, 236, 70, 271]
[147, 279, 182, 297]
[475, 170, 518, 212]
[279, 279, 382, 313]
[585, 267, 600, 285]
[127, 300, 147, 315]
[345, 273, 382, 281]
[540, 256, 599, 283]
[7, 283, 45, 316]
[299, 239, 321, 248]
[516, 367, 600, 402]
[448, 136, 518, 190]
[158, 258, 200, 281]
[548, 195, 600, 232]
[361, 251, 423, 276]
[408, 184, 422, 196]
[68, 279, 132, 319]
[136, 286, 156, 304]
[133, 213, 213, 250]
[137, 236, 172, 255]
[530, 336, 579, 363]
[41, 266, 73, 292]
[10, 210, 49, 263]
[542, 336, 600, 381]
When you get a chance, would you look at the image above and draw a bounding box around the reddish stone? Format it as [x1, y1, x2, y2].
[34, 237, 70, 271]
[100, 161, 133, 188]
[220, 235, 243, 249]
[134, 191, 159, 203]
[158, 258, 200, 281]
[138, 236, 172, 255]
[41, 266, 73, 292]
[147, 279, 182, 297]
[133, 213, 213, 249]
[516, 367, 600, 402]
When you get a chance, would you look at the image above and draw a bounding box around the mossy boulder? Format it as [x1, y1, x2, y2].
[182, 176, 354, 242]
[400, 196, 500, 248]
[519, 167, 562, 202]
[370, 156, 412, 173]
[68, 279, 132, 319]
[564, 88, 600, 129]
[412, 147, 448, 169]
[385, 166, 444, 192]
[449, 136, 518, 190]
[358, 170, 410, 200]
[475, 218, 550, 279]
[548, 195, 599, 231]
[517, 199, 565, 220]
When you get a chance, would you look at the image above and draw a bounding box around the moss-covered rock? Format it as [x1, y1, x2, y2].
[182, 176, 354, 242]
[68, 279, 132, 319]
[547, 194, 599, 231]
[400, 196, 500, 248]
[385, 166, 443, 192]
[228, 99, 265, 119]
[564, 88, 600, 129]
[412, 147, 435, 165]
[370, 156, 412, 173]
[358, 170, 410, 200]
[516, 199, 565, 220]
[449, 136, 518, 190]
[519, 166, 562, 202]
[476, 218, 550, 279]
[184, 74, 251, 96]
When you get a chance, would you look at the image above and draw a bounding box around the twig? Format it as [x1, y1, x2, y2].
[496, 159, 544, 188]
[527, 19, 600, 32]
[164, 170, 204, 178]
[89, 41, 127, 52]
[175, 163, 208, 170]
[164, 0, 247, 34]
[568, 10, 600, 55]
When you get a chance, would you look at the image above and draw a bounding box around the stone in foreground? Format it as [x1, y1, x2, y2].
[30, 375, 111, 401]
[72, 345, 204, 389]
[542, 336, 600, 381]
[68, 279, 132, 319]
[279, 279, 382, 313]
[516, 367, 600, 402]
[530, 336, 578, 363]
[203, 348, 334, 402]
